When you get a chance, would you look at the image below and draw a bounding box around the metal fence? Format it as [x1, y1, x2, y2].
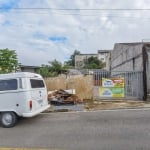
[93, 70, 144, 100]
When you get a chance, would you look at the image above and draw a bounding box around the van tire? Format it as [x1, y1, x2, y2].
[0, 112, 18, 128]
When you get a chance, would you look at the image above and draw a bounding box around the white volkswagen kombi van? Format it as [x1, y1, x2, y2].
[0, 72, 50, 128]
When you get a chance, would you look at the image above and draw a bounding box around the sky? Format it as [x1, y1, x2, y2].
[0, 0, 150, 66]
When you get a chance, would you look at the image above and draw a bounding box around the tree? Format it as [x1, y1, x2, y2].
[66, 50, 80, 67]
[38, 64, 50, 78]
[0, 48, 19, 73]
[39, 59, 68, 78]
[49, 59, 63, 74]
[49, 59, 68, 75]
[84, 56, 106, 69]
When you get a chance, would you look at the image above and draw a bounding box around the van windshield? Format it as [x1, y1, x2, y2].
[0, 79, 18, 91]
[30, 79, 45, 88]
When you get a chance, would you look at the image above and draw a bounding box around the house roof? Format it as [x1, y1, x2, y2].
[20, 65, 40, 69]
[98, 50, 112, 53]
[116, 42, 150, 46]
[76, 54, 98, 56]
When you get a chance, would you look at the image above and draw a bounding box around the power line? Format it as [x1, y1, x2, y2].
[1, 8, 150, 11]
[3, 10, 150, 19]
[39, 12, 150, 19]
[2, 7, 150, 21]
[2, 10, 150, 21]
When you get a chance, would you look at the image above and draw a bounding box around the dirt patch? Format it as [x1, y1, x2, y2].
[43, 100, 150, 113]
[84, 100, 150, 110]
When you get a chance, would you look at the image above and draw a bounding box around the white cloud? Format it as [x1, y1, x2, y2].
[0, 14, 5, 24]
[0, 0, 150, 66]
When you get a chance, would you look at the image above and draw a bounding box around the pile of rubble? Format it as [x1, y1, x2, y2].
[48, 89, 83, 105]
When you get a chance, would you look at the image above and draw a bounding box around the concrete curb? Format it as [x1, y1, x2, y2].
[42, 106, 150, 114]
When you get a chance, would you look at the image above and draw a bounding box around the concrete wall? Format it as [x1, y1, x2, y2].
[110, 43, 150, 100]
[105, 53, 111, 71]
[111, 43, 143, 71]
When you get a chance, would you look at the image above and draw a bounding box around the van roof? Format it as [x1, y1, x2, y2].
[0, 72, 42, 79]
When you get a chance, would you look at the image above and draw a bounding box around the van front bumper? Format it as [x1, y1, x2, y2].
[22, 105, 50, 117]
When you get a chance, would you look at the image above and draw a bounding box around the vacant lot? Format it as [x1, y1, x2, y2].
[45, 75, 93, 99]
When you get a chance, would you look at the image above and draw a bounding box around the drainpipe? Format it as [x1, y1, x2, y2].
[142, 45, 147, 101]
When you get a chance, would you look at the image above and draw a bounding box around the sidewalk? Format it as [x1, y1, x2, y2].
[84, 100, 150, 111]
[45, 100, 150, 112]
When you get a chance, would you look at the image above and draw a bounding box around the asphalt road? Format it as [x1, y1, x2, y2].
[0, 109, 150, 150]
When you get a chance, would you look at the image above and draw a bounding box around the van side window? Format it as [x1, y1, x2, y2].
[0, 79, 18, 91]
[30, 79, 45, 88]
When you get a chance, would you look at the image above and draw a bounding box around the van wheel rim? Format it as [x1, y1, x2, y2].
[2, 113, 13, 125]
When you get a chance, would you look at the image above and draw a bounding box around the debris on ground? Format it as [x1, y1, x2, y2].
[48, 89, 83, 105]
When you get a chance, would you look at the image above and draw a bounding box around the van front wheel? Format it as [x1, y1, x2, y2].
[0, 112, 18, 128]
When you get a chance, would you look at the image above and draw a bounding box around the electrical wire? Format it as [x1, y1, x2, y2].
[3, 10, 150, 21]
[1, 7, 150, 22]
[1, 8, 150, 11]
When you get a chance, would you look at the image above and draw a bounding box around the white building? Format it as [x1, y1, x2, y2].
[75, 50, 111, 69]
